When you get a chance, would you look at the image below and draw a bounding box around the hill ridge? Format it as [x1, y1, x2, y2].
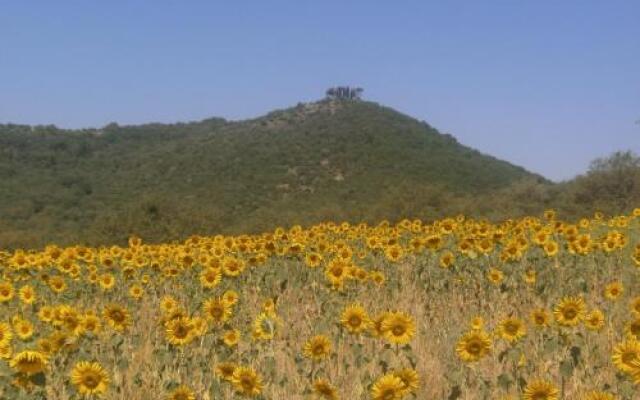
[0, 99, 543, 248]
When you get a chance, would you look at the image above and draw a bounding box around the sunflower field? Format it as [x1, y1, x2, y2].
[2, 208, 640, 399]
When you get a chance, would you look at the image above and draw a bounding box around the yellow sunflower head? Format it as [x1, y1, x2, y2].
[497, 317, 526, 343]
[392, 368, 419, 395]
[381, 311, 416, 345]
[9, 350, 48, 375]
[612, 339, 640, 374]
[522, 379, 559, 400]
[303, 335, 332, 361]
[456, 330, 492, 362]
[530, 308, 550, 328]
[167, 385, 195, 400]
[340, 304, 370, 335]
[584, 391, 615, 400]
[70, 361, 110, 395]
[102, 304, 131, 332]
[604, 281, 624, 301]
[371, 374, 405, 400]
[584, 309, 605, 331]
[215, 361, 237, 381]
[312, 378, 339, 400]
[554, 296, 585, 327]
[231, 366, 263, 397]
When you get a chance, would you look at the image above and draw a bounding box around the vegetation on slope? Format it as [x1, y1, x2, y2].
[0, 100, 542, 248]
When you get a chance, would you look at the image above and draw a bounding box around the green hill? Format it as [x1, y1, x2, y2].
[0, 100, 544, 248]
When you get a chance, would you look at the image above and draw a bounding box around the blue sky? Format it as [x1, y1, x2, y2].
[1, 1, 639, 180]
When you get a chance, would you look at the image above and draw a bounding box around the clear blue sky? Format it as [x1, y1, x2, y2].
[1, 1, 639, 181]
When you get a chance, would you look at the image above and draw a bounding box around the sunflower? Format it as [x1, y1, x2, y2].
[48, 331, 75, 353]
[0, 281, 15, 302]
[572, 234, 592, 255]
[9, 350, 48, 375]
[128, 285, 144, 300]
[167, 385, 195, 400]
[393, 368, 419, 395]
[523, 269, 537, 285]
[625, 318, 640, 340]
[530, 309, 550, 328]
[0, 345, 12, 359]
[325, 259, 349, 288]
[199, 267, 222, 289]
[163, 308, 188, 324]
[476, 238, 494, 255]
[203, 297, 232, 324]
[160, 296, 178, 313]
[222, 257, 246, 277]
[630, 361, 640, 384]
[384, 244, 404, 262]
[70, 361, 110, 395]
[370, 312, 391, 338]
[262, 298, 276, 315]
[0, 322, 13, 346]
[630, 297, 640, 316]
[103, 304, 131, 332]
[543, 241, 559, 257]
[54, 305, 82, 334]
[369, 271, 386, 286]
[303, 335, 332, 361]
[382, 312, 416, 344]
[456, 330, 492, 362]
[48, 276, 67, 293]
[38, 306, 54, 322]
[371, 374, 405, 400]
[215, 361, 237, 381]
[222, 290, 240, 306]
[231, 366, 263, 397]
[612, 339, 640, 373]
[353, 267, 369, 281]
[98, 273, 116, 291]
[340, 304, 370, 334]
[604, 281, 624, 301]
[165, 317, 195, 346]
[14, 319, 34, 340]
[37, 338, 54, 355]
[470, 316, 484, 330]
[554, 296, 585, 327]
[87, 272, 99, 285]
[252, 312, 277, 341]
[487, 268, 504, 285]
[584, 309, 605, 331]
[223, 329, 240, 347]
[497, 318, 526, 343]
[439, 251, 455, 269]
[584, 392, 615, 400]
[304, 252, 323, 268]
[312, 378, 339, 400]
[18, 285, 36, 305]
[191, 316, 208, 337]
[522, 379, 558, 400]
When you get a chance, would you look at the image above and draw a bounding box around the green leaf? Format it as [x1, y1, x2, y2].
[497, 373, 511, 390]
[448, 385, 462, 400]
[559, 360, 574, 377]
[30, 372, 46, 386]
[570, 346, 581, 365]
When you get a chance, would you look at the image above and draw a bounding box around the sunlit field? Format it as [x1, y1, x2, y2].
[2, 209, 640, 400]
